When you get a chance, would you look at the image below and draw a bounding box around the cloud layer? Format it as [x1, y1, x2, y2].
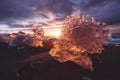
[0, 0, 120, 29]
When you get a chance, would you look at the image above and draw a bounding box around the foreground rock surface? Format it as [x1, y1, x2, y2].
[0, 42, 120, 80]
[18, 59, 86, 80]
[18, 46, 120, 80]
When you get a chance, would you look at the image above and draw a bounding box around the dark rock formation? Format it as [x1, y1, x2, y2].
[0, 42, 120, 80]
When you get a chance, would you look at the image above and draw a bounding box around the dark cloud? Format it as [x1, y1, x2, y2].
[0, 0, 32, 20]
[75, 0, 120, 24]
[0, 0, 12, 19]
[0, 0, 75, 20]
[38, 0, 74, 15]
[0, 0, 120, 27]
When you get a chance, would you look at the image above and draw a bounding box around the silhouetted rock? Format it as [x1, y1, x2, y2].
[17, 46, 120, 80]
[18, 58, 85, 80]
[0, 42, 120, 80]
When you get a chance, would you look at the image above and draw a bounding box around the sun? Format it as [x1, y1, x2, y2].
[44, 27, 62, 38]
[51, 31, 61, 38]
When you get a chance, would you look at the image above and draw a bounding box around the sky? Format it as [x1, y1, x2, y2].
[0, 0, 120, 34]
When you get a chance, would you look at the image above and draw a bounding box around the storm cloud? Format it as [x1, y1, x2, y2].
[0, 0, 120, 28]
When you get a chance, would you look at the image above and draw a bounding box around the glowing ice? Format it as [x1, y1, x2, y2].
[49, 15, 109, 70]
[9, 26, 44, 47]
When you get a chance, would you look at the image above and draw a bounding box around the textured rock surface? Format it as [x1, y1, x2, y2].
[0, 42, 120, 80]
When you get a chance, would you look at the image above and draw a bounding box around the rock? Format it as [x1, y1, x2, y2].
[17, 52, 86, 80]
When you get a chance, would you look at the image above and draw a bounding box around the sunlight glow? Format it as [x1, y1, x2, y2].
[50, 31, 61, 38]
[44, 27, 62, 38]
